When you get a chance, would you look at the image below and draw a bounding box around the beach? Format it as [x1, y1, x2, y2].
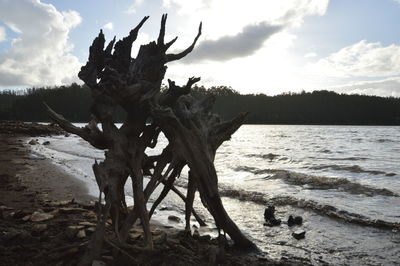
[0, 122, 299, 266]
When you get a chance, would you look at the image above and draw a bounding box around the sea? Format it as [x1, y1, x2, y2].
[30, 124, 400, 265]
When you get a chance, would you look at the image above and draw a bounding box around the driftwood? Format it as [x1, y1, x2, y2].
[46, 14, 256, 264]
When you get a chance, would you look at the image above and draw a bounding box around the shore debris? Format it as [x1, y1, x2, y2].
[288, 215, 303, 227]
[263, 205, 281, 226]
[30, 211, 54, 222]
[292, 230, 306, 240]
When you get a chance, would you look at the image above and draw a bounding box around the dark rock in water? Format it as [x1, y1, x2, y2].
[264, 205, 281, 226]
[292, 230, 306, 240]
[28, 139, 39, 145]
[264, 205, 276, 220]
[264, 218, 281, 227]
[42, 141, 50, 145]
[288, 215, 303, 226]
[168, 215, 181, 222]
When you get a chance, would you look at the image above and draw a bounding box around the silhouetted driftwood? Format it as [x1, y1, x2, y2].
[46, 14, 255, 265]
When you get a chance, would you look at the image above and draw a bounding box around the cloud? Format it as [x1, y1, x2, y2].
[185, 22, 283, 62]
[0, 26, 5, 42]
[0, 0, 82, 87]
[304, 52, 317, 58]
[165, 0, 328, 63]
[306, 40, 400, 78]
[126, 0, 144, 14]
[334, 77, 400, 97]
[103, 22, 113, 31]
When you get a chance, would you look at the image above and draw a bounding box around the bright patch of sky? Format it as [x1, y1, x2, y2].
[0, 0, 399, 96]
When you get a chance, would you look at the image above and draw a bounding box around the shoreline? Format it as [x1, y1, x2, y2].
[0, 123, 298, 265]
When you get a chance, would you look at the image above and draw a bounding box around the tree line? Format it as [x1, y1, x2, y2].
[1, 83, 399, 125]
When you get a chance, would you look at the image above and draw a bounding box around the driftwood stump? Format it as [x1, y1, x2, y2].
[46, 14, 256, 264]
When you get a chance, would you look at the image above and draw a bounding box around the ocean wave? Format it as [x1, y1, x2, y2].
[233, 166, 275, 175]
[269, 170, 398, 197]
[375, 138, 395, 143]
[233, 166, 398, 197]
[269, 196, 400, 230]
[218, 187, 400, 230]
[326, 157, 368, 161]
[319, 149, 332, 154]
[246, 153, 280, 161]
[309, 164, 396, 176]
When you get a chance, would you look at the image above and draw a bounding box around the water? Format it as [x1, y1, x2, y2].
[31, 125, 400, 265]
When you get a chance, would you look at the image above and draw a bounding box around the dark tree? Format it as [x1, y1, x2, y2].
[45, 15, 255, 264]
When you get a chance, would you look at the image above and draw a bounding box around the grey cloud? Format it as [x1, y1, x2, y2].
[185, 22, 283, 62]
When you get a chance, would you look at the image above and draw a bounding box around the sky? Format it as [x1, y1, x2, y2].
[0, 0, 399, 97]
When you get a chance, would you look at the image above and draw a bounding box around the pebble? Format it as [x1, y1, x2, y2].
[28, 139, 39, 145]
[76, 229, 86, 239]
[292, 230, 306, 240]
[30, 211, 54, 222]
[168, 215, 181, 223]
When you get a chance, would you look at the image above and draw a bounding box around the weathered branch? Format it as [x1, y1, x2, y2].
[44, 102, 109, 149]
[166, 22, 202, 62]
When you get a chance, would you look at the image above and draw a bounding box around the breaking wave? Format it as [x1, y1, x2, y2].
[309, 164, 396, 176]
[269, 195, 400, 230]
[218, 187, 400, 230]
[246, 153, 291, 162]
[233, 166, 398, 197]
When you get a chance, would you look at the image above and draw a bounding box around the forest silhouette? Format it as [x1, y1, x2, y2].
[0, 83, 399, 125]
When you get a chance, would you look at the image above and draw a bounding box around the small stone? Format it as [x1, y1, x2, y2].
[79, 221, 96, 227]
[288, 215, 303, 227]
[28, 139, 39, 145]
[193, 230, 200, 238]
[13, 210, 30, 219]
[168, 215, 181, 223]
[292, 230, 306, 240]
[153, 231, 167, 244]
[59, 207, 87, 213]
[30, 211, 54, 222]
[264, 205, 276, 220]
[129, 231, 143, 240]
[42, 141, 50, 145]
[92, 260, 106, 266]
[65, 225, 84, 239]
[33, 224, 48, 234]
[264, 218, 281, 227]
[199, 234, 211, 242]
[76, 229, 86, 239]
[86, 227, 96, 233]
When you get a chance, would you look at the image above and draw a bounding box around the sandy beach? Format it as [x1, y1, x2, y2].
[0, 122, 303, 266]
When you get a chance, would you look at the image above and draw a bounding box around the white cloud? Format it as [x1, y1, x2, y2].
[0, 26, 5, 42]
[306, 40, 400, 78]
[126, 0, 144, 14]
[334, 77, 400, 97]
[103, 22, 113, 31]
[0, 0, 82, 87]
[304, 52, 317, 58]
